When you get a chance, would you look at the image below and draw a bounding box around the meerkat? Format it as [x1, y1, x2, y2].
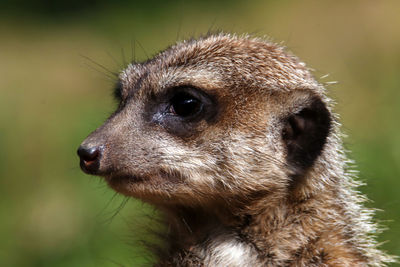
[77, 33, 394, 266]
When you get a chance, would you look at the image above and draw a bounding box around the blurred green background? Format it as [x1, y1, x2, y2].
[0, 0, 399, 266]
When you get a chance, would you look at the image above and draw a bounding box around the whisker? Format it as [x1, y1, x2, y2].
[120, 47, 127, 67]
[80, 54, 118, 77]
[131, 38, 136, 63]
[102, 197, 130, 225]
[97, 192, 120, 219]
[136, 40, 149, 60]
[82, 62, 117, 81]
[105, 50, 123, 71]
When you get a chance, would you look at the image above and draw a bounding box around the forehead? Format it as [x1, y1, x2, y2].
[119, 61, 226, 98]
[118, 35, 315, 98]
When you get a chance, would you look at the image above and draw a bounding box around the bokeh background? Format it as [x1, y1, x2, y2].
[1, 0, 399, 266]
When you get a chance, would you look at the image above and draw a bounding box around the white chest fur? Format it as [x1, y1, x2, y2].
[199, 233, 261, 267]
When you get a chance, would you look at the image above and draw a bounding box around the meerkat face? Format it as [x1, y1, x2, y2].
[78, 34, 331, 205]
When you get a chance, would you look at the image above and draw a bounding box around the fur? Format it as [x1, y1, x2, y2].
[78, 33, 395, 266]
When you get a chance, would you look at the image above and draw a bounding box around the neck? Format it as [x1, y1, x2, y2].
[154, 178, 380, 266]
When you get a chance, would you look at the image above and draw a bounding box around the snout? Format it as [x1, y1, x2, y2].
[77, 145, 103, 174]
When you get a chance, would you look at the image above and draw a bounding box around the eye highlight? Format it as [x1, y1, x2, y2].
[169, 92, 203, 118]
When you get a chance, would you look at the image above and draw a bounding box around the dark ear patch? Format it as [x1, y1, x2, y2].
[282, 96, 331, 176]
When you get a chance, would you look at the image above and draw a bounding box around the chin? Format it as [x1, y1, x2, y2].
[105, 172, 193, 203]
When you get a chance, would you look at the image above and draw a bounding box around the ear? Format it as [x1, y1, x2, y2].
[282, 96, 331, 177]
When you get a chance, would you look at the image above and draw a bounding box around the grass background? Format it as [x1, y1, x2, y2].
[0, 0, 399, 266]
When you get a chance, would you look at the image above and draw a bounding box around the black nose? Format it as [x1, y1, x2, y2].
[77, 145, 102, 174]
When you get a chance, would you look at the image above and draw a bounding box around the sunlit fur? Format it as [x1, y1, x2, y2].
[80, 33, 395, 266]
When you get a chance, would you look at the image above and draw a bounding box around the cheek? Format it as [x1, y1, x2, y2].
[215, 133, 289, 189]
[156, 140, 219, 181]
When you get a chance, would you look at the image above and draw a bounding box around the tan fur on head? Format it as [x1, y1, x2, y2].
[78, 33, 395, 266]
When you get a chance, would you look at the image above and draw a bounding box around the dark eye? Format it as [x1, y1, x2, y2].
[170, 92, 203, 117]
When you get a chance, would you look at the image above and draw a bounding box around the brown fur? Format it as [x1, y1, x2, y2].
[78, 33, 395, 266]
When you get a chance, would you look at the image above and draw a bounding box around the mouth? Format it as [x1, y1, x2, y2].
[79, 159, 100, 174]
[103, 174, 148, 196]
[107, 169, 184, 183]
[104, 170, 185, 193]
[105, 174, 145, 185]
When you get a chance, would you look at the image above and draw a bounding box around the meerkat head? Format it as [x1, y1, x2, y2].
[78, 34, 331, 206]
